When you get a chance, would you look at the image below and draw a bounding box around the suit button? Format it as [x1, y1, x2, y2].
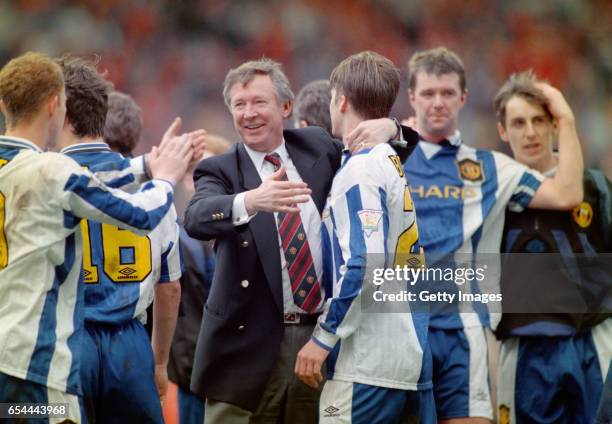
[238, 325, 245, 331]
[241, 241, 249, 247]
[241, 280, 249, 288]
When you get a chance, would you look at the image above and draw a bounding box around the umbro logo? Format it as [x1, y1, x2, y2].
[118, 267, 136, 276]
[323, 405, 340, 417]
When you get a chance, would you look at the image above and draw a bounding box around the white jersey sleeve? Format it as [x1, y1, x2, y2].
[55, 155, 174, 235]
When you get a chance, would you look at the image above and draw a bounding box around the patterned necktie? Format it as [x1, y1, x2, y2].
[264, 153, 321, 313]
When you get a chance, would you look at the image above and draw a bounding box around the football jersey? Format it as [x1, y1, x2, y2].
[313, 143, 431, 391]
[497, 169, 612, 337]
[0, 136, 174, 395]
[62, 142, 182, 325]
[403, 135, 544, 329]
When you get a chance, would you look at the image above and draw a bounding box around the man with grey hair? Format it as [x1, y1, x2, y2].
[293, 79, 332, 134]
[185, 58, 414, 423]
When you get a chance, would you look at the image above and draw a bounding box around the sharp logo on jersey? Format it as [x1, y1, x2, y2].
[388, 155, 404, 177]
[498, 404, 510, 424]
[410, 184, 477, 199]
[357, 209, 383, 237]
[456, 158, 484, 182]
[572, 201, 593, 228]
[323, 405, 340, 417]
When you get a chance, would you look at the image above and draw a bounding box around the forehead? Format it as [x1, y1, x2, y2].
[229, 74, 278, 102]
[505, 95, 548, 120]
[413, 71, 462, 91]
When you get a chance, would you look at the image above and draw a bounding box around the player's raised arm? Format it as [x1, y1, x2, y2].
[60, 136, 193, 236]
[527, 82, 583, 209]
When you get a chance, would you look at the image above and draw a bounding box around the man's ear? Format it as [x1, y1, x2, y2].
[497, 121, 509, 143]
[47, 94, 59, 117]
[339, 95, 348, 113]
[459, 89, 468, 107]
[282, 100, 292, 118]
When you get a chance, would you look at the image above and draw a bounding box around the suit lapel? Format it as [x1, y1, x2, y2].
[285, 138, 327, 214]
[237, 144, 284, 313]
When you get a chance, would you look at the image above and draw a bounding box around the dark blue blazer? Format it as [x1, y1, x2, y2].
[184, 127, 342, 411]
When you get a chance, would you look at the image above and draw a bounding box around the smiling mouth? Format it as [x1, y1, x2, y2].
[244, 124, 264, 130]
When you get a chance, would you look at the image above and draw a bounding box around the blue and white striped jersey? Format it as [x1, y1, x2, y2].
[313, 143, 431, 391]
[0, 136, 174, 395]
[62, 142, 182, 325]
[404, 136, 544, 329]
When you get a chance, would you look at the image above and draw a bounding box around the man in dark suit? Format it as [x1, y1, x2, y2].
[184, 58, 414, 423]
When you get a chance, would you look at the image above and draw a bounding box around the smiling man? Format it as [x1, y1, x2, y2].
[494, 70, 612, 424]
[402, 47, 584, 423]
[184, 58, 413, 423]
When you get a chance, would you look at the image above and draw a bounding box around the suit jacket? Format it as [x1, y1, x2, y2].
[167, 227, 214, 391]
[184, 127, 342, 411]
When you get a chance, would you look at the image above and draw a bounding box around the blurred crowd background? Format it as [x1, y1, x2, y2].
[1, 0, 610, 177]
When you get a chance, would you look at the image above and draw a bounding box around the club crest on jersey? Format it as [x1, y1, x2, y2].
[456, 158, 484, 182]
[572, 201, 593, 228]
[358, 209, 383, 237]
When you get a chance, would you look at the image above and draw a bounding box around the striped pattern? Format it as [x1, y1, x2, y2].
[312, 143, 431, 391]
[63, 143, 182, 325]
[0, 136, 174, 395]
[404, 140, 544, 329]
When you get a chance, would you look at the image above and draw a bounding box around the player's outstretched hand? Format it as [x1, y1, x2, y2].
[295, 339, 329, 389]
[244, 167, 311, 215]
[185, 129, 207, 173]
[159, 117, 182, 150]
[149, 134, 193, 185]
[534, 82, 575, 124]
[345, 117, 397, 153]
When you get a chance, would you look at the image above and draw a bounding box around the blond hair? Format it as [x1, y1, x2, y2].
[0, 52, 64, 127]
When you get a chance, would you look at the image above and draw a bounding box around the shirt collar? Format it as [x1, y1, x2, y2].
[419, 130, 463, 160]
[244, 140, 289, 172]
[0, 135, 43, 152]
[59, 140, 112, 155]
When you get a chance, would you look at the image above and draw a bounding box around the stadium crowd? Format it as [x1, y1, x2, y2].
[0, 0, 610, 179]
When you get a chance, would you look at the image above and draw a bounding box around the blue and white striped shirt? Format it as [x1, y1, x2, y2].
[0, 136, 174, 395]
[404, 135, 544, 329]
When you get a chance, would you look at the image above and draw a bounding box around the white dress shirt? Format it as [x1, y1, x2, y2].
[232, 142, 324, 313]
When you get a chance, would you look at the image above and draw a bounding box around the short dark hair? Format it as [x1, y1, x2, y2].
[294, 80, 332, 134]
[494, 70, 552, 128]
[104, 91, 143, 156]
[57, 55, 113, 138]
[407, 47, 466, 92]
[330, 51, 400, 120]
[0, 52, 64, 128]
[223, 58, 294, 108]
